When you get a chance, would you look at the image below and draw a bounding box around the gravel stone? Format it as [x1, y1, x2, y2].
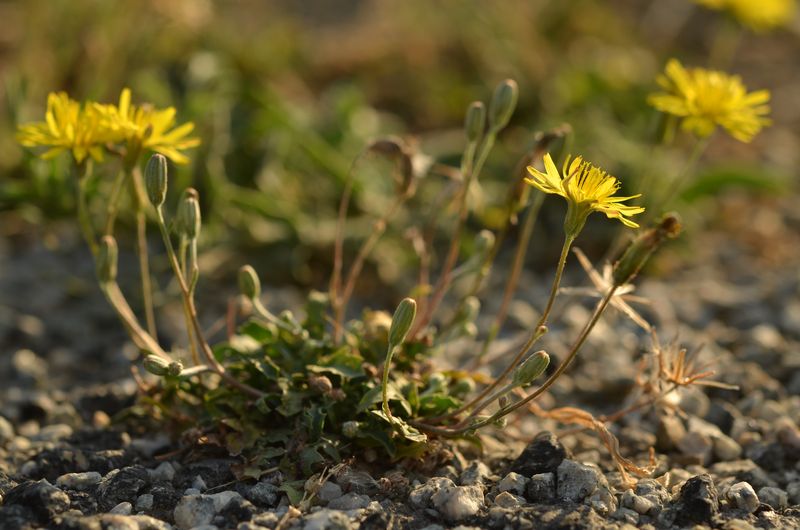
[302, 508, 353, 530]
[493, 491, 523, 508]
[136, 493, 155, 511]
[758, 486, 788, 509]
[526, 472, 555, 502]
[621, 489, 654, 515]
[510, 431, 568, 476]
[149, 462, 176, 483]
[459, 461, 492, 487]
[246, 480, 280, 507]
[110, 501, 133, 515]
[726, 482, 759, 513]
[327, 492, 370, 511]
[98, 465, 150, 510]
[3, 479, 71, 523]
[430, 481, 484, 522]
[676, 474, 719, 524]
[556, 460, 602, 502]
[497, 471, 528, 496]
[409, 477, 453, 508]
[0, 415, 14, 443]
[174, 494, 217, 529]
[56, 471, 102, 490]
[317, 481, 343, 503]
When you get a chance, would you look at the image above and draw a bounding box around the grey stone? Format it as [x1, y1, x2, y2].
[726, 482, 759, 513]
[32, 423, 73, 442]
[56, 471, 102, 491]
[757, 486, 788, 509]
[135, 493, 154, 511]
[676, 474, 719, 524]
[174, 494, 217, 529]
[787, 481, 800, 505]
[510, 431, 568, 476]
[247, 480, 280, 507]
[317, 481, 343, 503]
[110, 502, 133, 515]
[0, 415, 14, 443]
[611, 507, 639, 525]
[192, 475, 208, 491]
[526, 472, 555, 502]
[556, 460, 602, 502]
[677, 431, 713, 464]
[149, 462, 176, 483]
[621, 489, 654, 515]
[431, 482, 484, 522]
[327, 492, 370, 511]
[302, 508, 353, 530]
[497, 472, 528, 496]
[459, 461, 492, 487]
[409, 477, 453, 508]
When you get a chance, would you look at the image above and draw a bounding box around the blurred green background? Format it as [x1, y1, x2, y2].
[2, 0, 798, 290]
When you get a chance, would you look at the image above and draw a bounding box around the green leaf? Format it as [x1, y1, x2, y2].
[419, 394, 460, 416]
[356, 384, 412, 416]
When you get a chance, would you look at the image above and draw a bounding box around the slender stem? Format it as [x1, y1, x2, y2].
[155, 208, 265, 398]
[104, 169, 126, 236]
[381, 344, 397, 420]
[75, 162, 98, 256]
[654, 135, 710, 213]
[99, 281, 169, 360]
[127, 166, 158, 339]
[176, 234, 201, 366]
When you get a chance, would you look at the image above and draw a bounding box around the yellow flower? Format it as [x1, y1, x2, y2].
[695, 0, 796, 31]
[648, 59, 771, 143]
[525, 153, 644, 234]
[17, 92, 118, 164]
[97, 88, 200, 164]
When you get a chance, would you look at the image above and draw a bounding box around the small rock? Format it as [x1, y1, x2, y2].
[0, 415, 14, 443]
[193, 475, 208, 491]
[247, 480, 280, 507]
[149, 462, 176, 483]
[726, 482, 759, 513]
[327, 492, 370, 511]
[459, 461, 492, 487]
[335, 469, 379, 495]
[556, 460, 602, 502]
[713, 434, 743, 461]
[677, 431, 713, 464]
[497, 472, 528, 496]
[787, 482, 800, 505]
[302, 508, 353, 530]
[526, 472, 555, 502]
[676, 474, 719, 524]
[493, 491, 523, 508]
[98, 466, 150, 511]
[110, 502, 133, 515]
[174, 495, 217, 529]
[135, 493, 154, 511]
[317, 481, 343, 503]
[409, 477, 453, 508]
[758, 486, 788, 510]
[621, 489, 654, 515]
[3, 479, 71, 523]
[611, 507, 639, 525]
[431, 483, 484, 522]
[510, 431, 568, 476]
[32, 423, 73, 442]
[56, 471, 102, 491]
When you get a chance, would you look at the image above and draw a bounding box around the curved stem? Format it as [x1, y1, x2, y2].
[75, 162, 98, 256]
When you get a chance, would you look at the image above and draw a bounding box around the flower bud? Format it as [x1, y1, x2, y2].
[342, 421, 360, 438]
[145, 154, 168, 207]
[178, 188, 201, 239]
[488, 79, 518, 132]
[388, 297, 417, 347]
[464, 101, 486, 143]
[238, 265, 261, 299]
[97, 235, 118, 282]
[612, 213, 682, 286]
[309, 374, 333, 394]
[474, 229, 495, 256]
[512, 350, 550, 387]
[143, 355, 171, 376]
[452, 377, 476, 396]
[462, 296, 481, 322]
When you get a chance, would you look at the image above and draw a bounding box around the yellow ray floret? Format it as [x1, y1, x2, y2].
[648, 59, 771, 143]
[96, 88, 200, 164]
[17, 92, 119, 163]
[525, 153, 644, 230]
[695, 0, 796, 31]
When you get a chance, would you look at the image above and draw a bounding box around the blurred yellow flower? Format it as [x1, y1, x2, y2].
[17, 92, 117, 164]
[98, 88, 200, 164]
[695, 0, 796, 31]
[648, 59, 771, 142]
[526, 153, 644, 233]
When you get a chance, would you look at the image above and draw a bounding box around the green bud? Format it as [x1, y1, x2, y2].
[464, 101, 486, 143]
[452, 377, 476, 396]
[143, 355, 171, 376]
[342, 421, 360, 438]
[488, 79, 518, 131]
[97, 235, 118, 282]
[178, 188, 201, 239]
[145, 154, 168, 207]
[474, 229, 495, 256]
[512, 350, 550, 387]
[388, 297, 417, 346]
[612, 213, 682, 286]
[238, 265, 261, 299]
[463, 296, 481, 322]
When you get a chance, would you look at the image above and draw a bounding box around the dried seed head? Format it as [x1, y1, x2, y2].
[464, 101, 486, 143]
[178, 188, 201, 239]
[145, 153, 168, 207]
[612, 212, 682, 286]
[512, 350, 550, 387]
[388, 297, 417, 347]
[489, 79, 519, 132]
[167, 360, 183, 377]
[97, 235, 118, 282]
[238, 265, 261, 300]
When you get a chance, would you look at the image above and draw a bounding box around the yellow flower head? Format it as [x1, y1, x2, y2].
[17, 92, 118, 164]
[695, 0, 796, 31]
[525, 153, 645, 234]
[648, 59, 771, 143]
[97, 88, 200, 164]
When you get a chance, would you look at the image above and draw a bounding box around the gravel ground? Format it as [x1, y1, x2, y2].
[1, 193, 799, 530]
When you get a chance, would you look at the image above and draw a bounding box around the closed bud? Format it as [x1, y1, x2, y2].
[97, 235, 118, 282]
[388, 297, 417, 347]
[143, 355, 171, 376]
[464, 101, 486, 143]
[178, 188, 201, 239]
[612, 213, 682, 286]
[452, 377, 476, 396]
[474, 229, 495, 256]
[238, 265, 261, 299]
[498, 396, 508, 408]
[145, 154, 168, 207]
[342, 421, 360, 438]
[309, 374, 333, 394]
[512, 350, 550, 387]
[463, 296, 481, 322]
[488, 79, 518, 131]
